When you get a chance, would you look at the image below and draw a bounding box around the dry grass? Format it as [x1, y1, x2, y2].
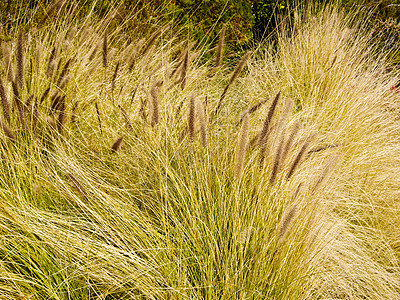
[0, 1, 399, 299]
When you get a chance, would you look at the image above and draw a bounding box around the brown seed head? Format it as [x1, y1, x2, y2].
[215, 24, 226, 67]
[16, 31, 25, 89]
[102, 32, 108, 68]
[188, 95, 196, 141]
[1, 121, 16, 141]
[279, 206, 297, 239]
[150, 81, 162, 126]
[235, 112, 250, 179]
[211, 51, 251, 120]
[111, 136, 123, 153]
[0, 78, 11, 124]
[198, 99, 207, 148]
[259, 91, 281, 146]
[286, 132, 317, 180]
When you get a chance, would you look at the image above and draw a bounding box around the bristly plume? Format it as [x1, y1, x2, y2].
[111, 62, 120, 94]
[27, 58, 33, 91]
[49, 92, 61, 115]
[180, 48, 189, 90]
[141, 30, 162, 57]
[291, 183, 302, 202]
[89, 42, 100, 62]
[36, 44, 42, 72]
[32, 99, 39, 135]
[198, 99, 207, 148]
[12, 80, 26, 130]
[188, 95, 196, 141]
[211, 51, 251, 120]
[258, 91, 281, 147]
[119, 105, 133, 131]
[57, 97, 66, 133]
[279, 206, 297, 240]
[47, 59, 56, 79]
[102, 32, 108, 68]
[44, 0, 65, 19]
[139, 96, 148, 122]
[57, 58, 72, 86]
[130, 85, 139, 105]
[95, 102, 102, 134]
[175, 98, 185, 120]
[286, 132, 317, 180]
[235, 112, 250, 179]
[223, 50, 251, 92]
[0, 78, 11, 125]
[270, 132, 285, 184]
[71, 101, 78, 124]
[16, 31, 25, 89]
[169, 56, 184, 79]
[46, 46, 58, 79]
[308, 143, 341, 155]
[40, 87, 51, 105]
[67, 173, 88, 201]
[59, 75, 71, 91]
[215, 24, 226, 67]
[280, 121, 300, 167]
[0, 121, 16, 142]
[128, 39, 144, 71]
[237, 98, 268, 126]
[277, 99, 294, 132]
[312, 155, 337, 193]
[141, 21, 171, 56]
[303, 0, 310, 21]
[25, 94, 35, 112]
[111, 136, 123, 153]
[2, 43, 14, 82]
[278, 15, 284, 37]
[150, 80, 163, 126]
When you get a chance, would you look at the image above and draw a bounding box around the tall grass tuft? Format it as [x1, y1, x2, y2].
[0, 3, 399, 299]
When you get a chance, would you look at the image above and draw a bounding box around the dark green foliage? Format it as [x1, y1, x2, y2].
[123, 0, 255, 53]
[2, 0, 400, 57]
[252, 0, 287, 42]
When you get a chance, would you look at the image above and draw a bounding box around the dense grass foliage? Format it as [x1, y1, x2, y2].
[0, 1, 400, 299]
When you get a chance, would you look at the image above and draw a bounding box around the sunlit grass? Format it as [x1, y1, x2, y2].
[0, 1, 399, 299]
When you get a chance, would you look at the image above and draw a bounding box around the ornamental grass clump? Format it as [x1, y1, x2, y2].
[0, 1, 399, 299]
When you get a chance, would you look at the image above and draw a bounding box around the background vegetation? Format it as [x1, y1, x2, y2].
[2, 0, 400, 53]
